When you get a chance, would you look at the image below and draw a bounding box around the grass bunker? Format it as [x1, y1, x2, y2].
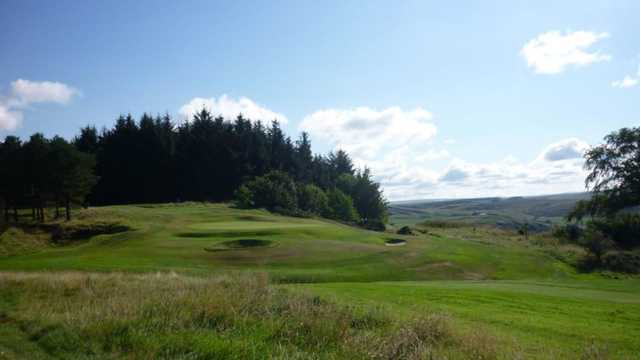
[205, 238, 276, 251]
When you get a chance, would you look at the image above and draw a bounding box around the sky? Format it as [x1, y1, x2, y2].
[1, 0, 639, 200]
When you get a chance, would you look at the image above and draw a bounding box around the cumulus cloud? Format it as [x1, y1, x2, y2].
[612, 65, 640, 88]
[440, 167, 469, 182]
[376, 137, 589, 200]
[300, 106, 436, 160]
[540, 138, 589, 161]
[0, 79, 79, 131]
[179, 95, 288, 124]
[521, 30, 611, 74]
[299, 104, 589, 200]
[0, 105, 23, 131]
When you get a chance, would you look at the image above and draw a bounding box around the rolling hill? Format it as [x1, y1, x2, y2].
[1, 202, 639, 358]
[390, 192, 591, 231]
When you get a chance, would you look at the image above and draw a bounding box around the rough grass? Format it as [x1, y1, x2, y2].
[0, 272, 516, 360]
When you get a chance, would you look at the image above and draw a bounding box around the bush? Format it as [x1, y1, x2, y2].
[589, 214, 640, 250]
[580, 228, 615, 262]
[297, 184, 329, 216]
[397, 225, 413, 235]
[552, 223, 583, 242]
[326, 188, 358, 222]
[601, 251, 640, 273]
[242, 171, 298, 212]
[362, 219, 385, 232]
[233, 185, 253, 209]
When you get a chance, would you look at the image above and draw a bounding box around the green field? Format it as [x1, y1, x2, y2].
[1, 203, 639, 358]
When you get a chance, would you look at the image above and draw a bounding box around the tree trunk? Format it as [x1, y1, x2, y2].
[13, 207, 18, 222]
[55, 204, 60, 219]
[65, 197, 71, 221]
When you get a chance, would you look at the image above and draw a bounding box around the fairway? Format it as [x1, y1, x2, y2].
[0, 203, 577, 282]
[1, 203, 639, 358]
[299, 279, 640, 358]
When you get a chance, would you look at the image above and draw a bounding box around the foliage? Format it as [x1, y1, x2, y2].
[244, 171, 298, 211]
[552, 223, 583, 242]
[297, 183, 329, 216]
[397, 225, 413, 235]
[588, 213, 640, 250]
[326, 188, 358, 222]
[579, 227, 615, 262]
[601, 251, 640, 273]
[0, 134, 96, 221]
[233, 184, 253, 209]
[571, 126, 640, 219]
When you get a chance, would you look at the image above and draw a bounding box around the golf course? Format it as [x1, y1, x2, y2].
[1, 203, 638, 359]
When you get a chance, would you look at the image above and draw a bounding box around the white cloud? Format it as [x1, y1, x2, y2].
[10, 79, 78, 105]
[299, 104, 589, 200]
[611, 76, 638, 88]
[611, 65, 640, 88]
[0, 105, 23, 131]
[300, 106, 436, 160]
[179, 95, 288, 124]
[0, 79, 79, 131]
[539, 138, 589, 161]
[521, 30, 611, 74]
[376, 137, 589, 200]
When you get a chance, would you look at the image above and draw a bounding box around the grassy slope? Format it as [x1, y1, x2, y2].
[0, 203, 575, 282]
[300, 280, 640, 359]
[0, 203, 639, 358]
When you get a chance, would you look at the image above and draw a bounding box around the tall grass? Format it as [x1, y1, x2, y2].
[0, 272, 523, 359]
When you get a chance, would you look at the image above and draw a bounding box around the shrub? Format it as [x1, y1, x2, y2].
[362, 219, 385, 232]
[233, 185, 253, 209]
[297, 184, 329, 216]
[243, 171, 298, 212]
[580, 228, 615, 262]
[589, 214, 640, 250]
[552, 223, 583, 242]
[397, 225, 413, 235]
[326, 188, 358, 222]
[601, 251, 640, 273]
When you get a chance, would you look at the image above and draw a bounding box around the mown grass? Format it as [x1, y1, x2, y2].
[0, 203, 577, 282]
[0, 272, 519, 360]
[299, 279, 640, 359]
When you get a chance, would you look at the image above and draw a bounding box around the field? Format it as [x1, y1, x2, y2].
[1, 203, 639, 359]
[390, 193, 591, 231]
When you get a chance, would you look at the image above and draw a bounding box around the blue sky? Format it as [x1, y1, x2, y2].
[1, 0, 639, 200]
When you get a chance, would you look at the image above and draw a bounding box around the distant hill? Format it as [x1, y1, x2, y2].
[390, 192, 591, 232]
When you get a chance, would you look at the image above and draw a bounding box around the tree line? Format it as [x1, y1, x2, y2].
[1, 109, 388, 225]
[0, 134, 96, 221]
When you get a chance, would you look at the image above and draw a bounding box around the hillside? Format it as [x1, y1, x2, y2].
[1, 203, 639, 358]
[390, 193, 591, 231]
[0, 203, 575, 282]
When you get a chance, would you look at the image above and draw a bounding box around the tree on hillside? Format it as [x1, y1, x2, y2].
[327, 188, 358, 222]
[567, 126, 640, 259]
[0, 136, 24, 222]
[571, 126, 640, 219]
[22, 134, 51, 221]
[297, 184, 329, 216]
[49, 137, 97, 220]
